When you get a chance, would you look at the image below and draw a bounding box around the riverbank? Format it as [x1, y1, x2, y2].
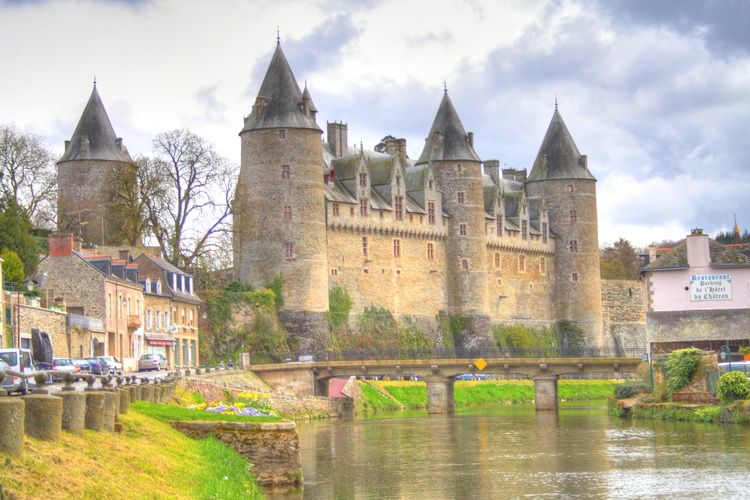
[0, 406, 265, 500]
[359, 379, 622, 411]
[609, 397, 750, 424]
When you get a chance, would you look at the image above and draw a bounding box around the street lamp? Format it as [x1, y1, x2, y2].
[720, 344, 732, 371]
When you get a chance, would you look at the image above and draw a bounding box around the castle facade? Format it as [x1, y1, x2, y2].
[234, 44, 604, 348]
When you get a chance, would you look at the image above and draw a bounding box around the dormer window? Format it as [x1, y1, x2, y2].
[396, 176, 401, 187]
[359, 173, 367, 187]
[394, 196, 403, 220]
[429, 180, 433, 190]
[360, 198, 368, 216]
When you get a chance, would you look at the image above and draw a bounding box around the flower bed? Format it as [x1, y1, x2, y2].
[187, 391, 277, 418]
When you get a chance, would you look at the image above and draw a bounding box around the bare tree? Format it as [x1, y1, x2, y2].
[139, 129, 236, 270]
[0, 123, 57, 227]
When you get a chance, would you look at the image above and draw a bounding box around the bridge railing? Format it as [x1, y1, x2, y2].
[252, 346, 646, 365]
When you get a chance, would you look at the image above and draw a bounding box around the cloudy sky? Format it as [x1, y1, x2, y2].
[1, 0, 749, 248]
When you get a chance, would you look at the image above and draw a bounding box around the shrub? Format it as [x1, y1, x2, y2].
[664, 348, 703, 393]
[614, 380, 651, 399]
[327, 286, 352, 329]
[716, 371, 750, 403]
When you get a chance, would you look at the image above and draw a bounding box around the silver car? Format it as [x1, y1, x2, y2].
[138, 353, 169, 371]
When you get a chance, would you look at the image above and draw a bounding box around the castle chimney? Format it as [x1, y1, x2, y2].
[648, 245, 657, 265]
[119, 249, 131, 262]
[64, 140, 70, 151]
[386, 138, 398, 156]
[467, 131, 474, 149]
[396, 138, 407, 165]
[327, 122, 348, 158]
[49, 234, 74, 257]
[254, 96, 266, 119]
[484, 160, 500, 183]
[579, 155, 588, 171]
[302, 94, 311, 118]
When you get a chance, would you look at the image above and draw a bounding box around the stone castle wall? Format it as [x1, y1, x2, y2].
[601, 279, 647, 347]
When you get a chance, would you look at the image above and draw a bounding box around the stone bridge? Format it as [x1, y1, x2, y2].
[250, 356, 642, 413]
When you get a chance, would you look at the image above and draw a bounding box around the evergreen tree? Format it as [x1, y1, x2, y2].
[0, 202, 39, 278]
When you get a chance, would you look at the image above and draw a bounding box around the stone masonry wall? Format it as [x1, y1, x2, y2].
[601, 280, 646, 348]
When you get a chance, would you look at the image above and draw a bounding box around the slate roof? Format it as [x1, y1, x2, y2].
[527, 108, 595, 182]
[241, 45, 321, 133]
[644, 238, 750, 270]
[417, 92, 480, 164]
[58, 85, 132, 163]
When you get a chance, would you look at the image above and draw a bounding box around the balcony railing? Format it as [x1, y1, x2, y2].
[128, 315, 141, 328]
[67, 313, 104, 331]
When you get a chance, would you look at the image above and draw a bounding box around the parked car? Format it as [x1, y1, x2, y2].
[84, 357, 110, 376]
[138, 353, 169, 371]
[455, 373, 492, 381]
[99, 356, 123, 375]
[0, 359, 15, 393]
[72, 359, 92, 380]
[42, 357, 78, 382]
[0, 348, 36, 393]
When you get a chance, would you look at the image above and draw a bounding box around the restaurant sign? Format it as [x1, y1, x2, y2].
[689, 274, 732, 301]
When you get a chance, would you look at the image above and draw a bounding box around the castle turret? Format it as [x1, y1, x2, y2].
[234, 43, 328, 345]
[525, 106, 603, 346]
[416, 92, 492, 346]
[57, 83, 137, 245]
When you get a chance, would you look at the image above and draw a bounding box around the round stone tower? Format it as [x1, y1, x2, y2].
[234, 43, 329, 346]
[525, 106, 604, 346]
[57, 83, 137, 245]
[416, 92, 492, 347]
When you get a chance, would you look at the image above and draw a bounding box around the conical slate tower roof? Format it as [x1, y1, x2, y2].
[241, 44, 321, 133]
[58, 84, 132, 163]
[527, 107, 595, 181]
[417, 92, 480, 164]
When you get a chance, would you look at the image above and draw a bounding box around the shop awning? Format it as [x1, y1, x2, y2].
[145, 333, 176, 346]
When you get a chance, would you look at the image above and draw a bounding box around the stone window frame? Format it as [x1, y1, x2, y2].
[457, 164, 462, 173]
[518, 254, 526, 272]
[331, 268, 338, 276]
[393, 239, 401, 258]
[428, 201, 435, 224]
[521, 220, 528, 240]
[284, 243, 293, 259]
[571, 272, 579, 282]
[542, 222, 548, 244]
[429, 180, 434, 190]
[494, 252, 501, 269]
[540, 256, 546, 275]
[362, 236, 368, 257]
[496, 216, 503, 237]
[360, 198, 368, 217]
[359, 173, 367, 187]
[566, 184, 573, 192]
[283, 205, 292, 220]
[279, 130, 286, 139]
[396, 175, 401, 187]
[350, 206, 355, 216]
[570, 210, 577, 222]
[569, 240, 578, 253]
[394, 196, 404, 220]
[457, 192, 465, 204]
[281, 164, 291, 179]
[461, 258, 469, 270]
[459, 223, 467, 236]
[332, 203, 339, 216]
[427, 242, 435, 261]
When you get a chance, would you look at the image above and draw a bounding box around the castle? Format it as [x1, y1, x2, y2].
[233, 43, 605, 348]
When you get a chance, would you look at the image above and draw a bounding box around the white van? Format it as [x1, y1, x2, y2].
[0, 348, 36, 393]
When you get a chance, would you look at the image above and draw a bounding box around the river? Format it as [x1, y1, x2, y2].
[268, 402, 750, 499]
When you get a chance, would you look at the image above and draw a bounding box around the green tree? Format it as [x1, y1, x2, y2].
[0, 124, 57, 228]
[0, 202, 39, 277]
[1, 247, 24, 283]
[600, 257, 627, 279]
[374, 135, 397, 154]
[600, 238, 641, 280]
[716, 371, 750, 403]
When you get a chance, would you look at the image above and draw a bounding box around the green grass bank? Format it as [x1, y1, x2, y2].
[0, 406, 266, 500]
[609, 397, 750, 425]
[362, 379, 622, 410]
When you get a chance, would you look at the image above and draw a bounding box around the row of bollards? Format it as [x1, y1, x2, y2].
[0, 370, 177, 457]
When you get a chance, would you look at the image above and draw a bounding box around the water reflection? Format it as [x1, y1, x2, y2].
[267, 403, 750, 499]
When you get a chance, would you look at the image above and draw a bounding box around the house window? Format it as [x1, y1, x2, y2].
[360, 198, 368, 216]
[409, 214, 413, 223]
[283, 205, 292, 220]
[457, 164, 462, 173]
[570, 210, 577, 222]
[461, 259, 468, 270]
[394, 196, 403, 220]
[494, 252, 501, 269]
[147, 310, 152, 330]
[350, 206, 355, 216]
[333, 203, 339, 216]
[331, 268, 338, 276]
[428, 201, 435, 224]
[572, 272, 579, 282]
[519, 254, 526, 272]
[279, 130, 286, 139]
[569, 240, 578, 253]
[281, 164, 290, 179]
[360, 173, 367, 187]
[427, 242, 435, 260]
[457, 192, 465, 204]
[362, 237, 368, 257]
[522, 220, 528, 240]
[496, 216, 503, 236]
[540, 256, 546, 274]
[393, 239, 401, 258]
[284, 243, 293, 259]
[542, 222, 548, 244]
[380, 210, 384, 219]
[459, 224, 467, 236]
[567, 184, 573, 192]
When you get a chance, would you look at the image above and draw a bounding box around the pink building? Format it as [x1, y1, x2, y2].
[642, 229, 750, 354]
